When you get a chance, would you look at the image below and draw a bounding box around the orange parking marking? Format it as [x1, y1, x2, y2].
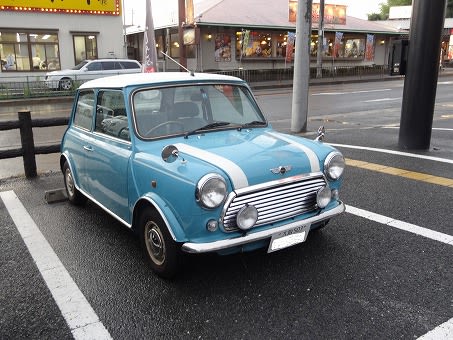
[345, 158, 453, 188]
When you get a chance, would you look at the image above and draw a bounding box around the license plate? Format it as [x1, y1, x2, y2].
[268, 225, 310, 253]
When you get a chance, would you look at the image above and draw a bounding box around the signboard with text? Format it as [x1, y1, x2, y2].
[289, 0, 346, 25]
[0, 0, 120, 15]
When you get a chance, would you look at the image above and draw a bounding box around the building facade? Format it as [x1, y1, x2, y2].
[125, 0, 405, 72]
[0, 0, 125, 78]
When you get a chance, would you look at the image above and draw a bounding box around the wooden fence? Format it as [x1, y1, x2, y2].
[0, 111, 68, 178]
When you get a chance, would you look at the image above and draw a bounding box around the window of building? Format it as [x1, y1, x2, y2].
[235, 31, 288, 59]
[0, 30, 60, 72]
[73, 34, 98, 65]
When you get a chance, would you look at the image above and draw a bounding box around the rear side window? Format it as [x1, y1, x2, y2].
[73, 90, 95, 130]
[101, 61, 115, 70]
[120, 61, 141, 69]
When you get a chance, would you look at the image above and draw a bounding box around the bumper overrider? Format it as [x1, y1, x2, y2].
[181, 201, 345, 254]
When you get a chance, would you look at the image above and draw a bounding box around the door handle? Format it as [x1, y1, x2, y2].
[83, 145, 94, 152]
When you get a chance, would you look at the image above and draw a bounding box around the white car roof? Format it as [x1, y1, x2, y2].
[78, 72, 245, 89]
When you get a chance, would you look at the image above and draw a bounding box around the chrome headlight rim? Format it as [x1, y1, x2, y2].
[196, 173, 227, 209]
[324, 151, 345, 180]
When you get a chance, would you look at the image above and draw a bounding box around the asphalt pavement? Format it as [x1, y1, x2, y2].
[1, 68, 453, 180]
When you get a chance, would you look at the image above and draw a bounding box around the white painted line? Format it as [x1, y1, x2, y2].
[346, 205, 453, 246]
[0, 190, 112, 340]
[417, 317, 453, 340]
[362, 98, 401, 103]
[312, 89, 391, 96]
[329, 143, 453, 165]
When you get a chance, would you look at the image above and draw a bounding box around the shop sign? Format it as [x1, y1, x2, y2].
[0, 0, 120, 15]
[289, 1, 346, 25]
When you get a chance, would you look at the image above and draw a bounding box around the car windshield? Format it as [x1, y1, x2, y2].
[71, 61, 89, 70]
[132, 84, 267, 139]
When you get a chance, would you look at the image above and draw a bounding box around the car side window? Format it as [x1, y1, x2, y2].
[120, 61, 141, 69]
[101, 61, 115, 70]
[73, 90, 95, 130]
[95, 90, 130, 141]
[86, 62, 102, 71]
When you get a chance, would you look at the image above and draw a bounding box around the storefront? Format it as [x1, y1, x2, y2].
[125, 0, 403, 72]
[0, 0, 125, 76]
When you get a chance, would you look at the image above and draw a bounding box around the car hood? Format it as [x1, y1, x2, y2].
[169, 128, 334, 189]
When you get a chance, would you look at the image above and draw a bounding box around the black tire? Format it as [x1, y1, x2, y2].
[138, 209, 182, 279]
[59, 78, 73, 91]
[63, 161, 87, 206]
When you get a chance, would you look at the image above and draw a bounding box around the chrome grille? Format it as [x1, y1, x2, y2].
[221, 173, 326, 232]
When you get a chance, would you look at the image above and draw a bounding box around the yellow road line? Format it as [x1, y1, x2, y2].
[345, 158, 453, 188]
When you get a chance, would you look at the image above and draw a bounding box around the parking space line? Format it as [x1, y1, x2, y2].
[417, 317, 453, 340]
[0, 190, 112, 340]
[346, 205, 453, 339]
[346, 204, 453, 246]
[329, 143, 453, 165]
[346, 158, 453, 188]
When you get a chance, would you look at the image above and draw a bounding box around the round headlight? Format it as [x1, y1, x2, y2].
[324, 152, 345, 180]
[236, 204, 258, 230]
[196, 174, 227, 209]
[316, 186, 332, 209]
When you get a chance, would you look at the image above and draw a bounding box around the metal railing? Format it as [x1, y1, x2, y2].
[0, 65, 391, 100]
[0, 110, 68, 178]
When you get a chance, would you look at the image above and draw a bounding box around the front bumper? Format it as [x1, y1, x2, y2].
[181, 201, 345, 254]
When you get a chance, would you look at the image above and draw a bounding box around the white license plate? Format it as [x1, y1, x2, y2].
[268, 225, 310, 253]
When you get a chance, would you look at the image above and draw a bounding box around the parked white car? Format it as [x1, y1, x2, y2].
[45, 59, 142, 90]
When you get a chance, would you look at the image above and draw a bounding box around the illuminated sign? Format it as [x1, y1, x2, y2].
[0, 0, 121, 15]
[289, 1, 347, 25]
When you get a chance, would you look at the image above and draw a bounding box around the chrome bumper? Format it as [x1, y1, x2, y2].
[181, 201, 345, 254]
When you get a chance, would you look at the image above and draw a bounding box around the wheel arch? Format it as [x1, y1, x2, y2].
[132, 195, 186, 242]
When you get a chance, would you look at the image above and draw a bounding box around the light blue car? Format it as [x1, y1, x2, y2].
[60, 72, 345, 278]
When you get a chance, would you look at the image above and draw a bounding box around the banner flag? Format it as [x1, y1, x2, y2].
[143, 0, 158, 72]
[286, 32, 296, 62]
[334, 31, 343, 58]
[365, 34, 375, 61]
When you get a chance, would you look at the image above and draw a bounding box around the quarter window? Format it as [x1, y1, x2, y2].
[73, 91, 95, 130]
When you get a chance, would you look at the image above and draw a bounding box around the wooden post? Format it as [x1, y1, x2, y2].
[18, 110, 37, 178]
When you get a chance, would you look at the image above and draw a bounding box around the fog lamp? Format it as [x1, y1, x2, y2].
[316, 186, 332, 209]
[236, 204, 258, 230]
[206, 219, 218, 232]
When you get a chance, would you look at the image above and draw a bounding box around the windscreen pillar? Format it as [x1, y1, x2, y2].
[398, 0, 447, 150]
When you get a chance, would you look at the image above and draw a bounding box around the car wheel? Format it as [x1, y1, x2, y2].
[59, 78, 73, 91]
[138, 209, 182, 278]
[63, 161, 87, 206]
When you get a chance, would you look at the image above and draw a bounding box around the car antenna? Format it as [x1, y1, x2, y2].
[161, 51, 195, 76]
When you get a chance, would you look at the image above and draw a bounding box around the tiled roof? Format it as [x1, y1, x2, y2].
[195, 0, 401, 34]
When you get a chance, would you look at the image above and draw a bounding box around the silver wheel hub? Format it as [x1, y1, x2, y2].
[145, 222, 165, 265]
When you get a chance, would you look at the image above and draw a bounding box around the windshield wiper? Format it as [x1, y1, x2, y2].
[184, 121, 231, 138]
[239, 121, 267, 129]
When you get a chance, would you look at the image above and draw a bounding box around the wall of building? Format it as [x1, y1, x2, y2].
[0, 11, 125, 78]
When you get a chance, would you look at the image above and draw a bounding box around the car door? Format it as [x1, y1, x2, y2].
[86, 89, 132, 223]
[67, 90, 96, 193]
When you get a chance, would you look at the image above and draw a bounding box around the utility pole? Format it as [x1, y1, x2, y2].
[316, 0, 324, 79]
[178, 0, 187, 71]
[291, 0, 312, 133]
[398, 0, 447, 150]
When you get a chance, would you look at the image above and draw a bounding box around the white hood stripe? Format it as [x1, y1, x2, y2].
[266, 131, 320, 172]
[174, 143, 249, 189]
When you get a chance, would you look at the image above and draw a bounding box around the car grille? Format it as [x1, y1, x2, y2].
[221, 173, 326, 232]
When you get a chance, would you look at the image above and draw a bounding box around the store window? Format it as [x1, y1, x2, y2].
[236, 31, 288, 59]
[73, 34, 98, 65]
[0, 30, 60, 72]
[321, 33, 366, 59]
[168, 32, 195, 59]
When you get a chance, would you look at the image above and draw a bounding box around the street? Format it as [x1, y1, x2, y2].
[1, 76, 452, 339]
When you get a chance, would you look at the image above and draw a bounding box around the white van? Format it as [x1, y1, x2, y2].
[45, 59, 142, 90]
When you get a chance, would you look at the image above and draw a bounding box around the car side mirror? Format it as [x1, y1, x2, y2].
[161, 145, 179, 163]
